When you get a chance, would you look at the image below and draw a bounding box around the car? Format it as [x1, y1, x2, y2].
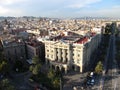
[90, 79, 95, 85]
[87, 78, 95, 86]
[87, 79, 91, 85]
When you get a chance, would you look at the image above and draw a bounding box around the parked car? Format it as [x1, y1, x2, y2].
[87, 77, 95, 86]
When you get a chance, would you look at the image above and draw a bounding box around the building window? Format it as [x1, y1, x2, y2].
[66, 53, 68, 55]
[51, 55, 53, 58]
[66, 59, 68, 63]
[47, 49, 49, 52]
[61, 57, 63, 61]
[56, 56, 58, 60]
[72, 60, 74, 63]
[51, 50, 53, 52]
[77, 60, 80, 64]
[47, 55, 49, 58]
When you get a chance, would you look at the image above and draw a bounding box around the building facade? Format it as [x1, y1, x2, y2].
[44, 33, 101, 73]
[1, 39, 26, 63]
[26, 40, 45, 62]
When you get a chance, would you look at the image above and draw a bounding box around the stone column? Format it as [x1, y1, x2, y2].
[65, 67, 68, 74]
[67, 49, 72, 64]
[68, 44, 72, 64]
[58, 48, 61, 62]
[80, 65, 83, 73]
[54, 48, 57, 60]
[75, 66, 78, 71]
[62, 49, 66, 63]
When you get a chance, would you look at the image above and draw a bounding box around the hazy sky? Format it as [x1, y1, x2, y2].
[0, 0, 120, 18]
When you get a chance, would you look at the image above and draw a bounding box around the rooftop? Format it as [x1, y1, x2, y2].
[26, 39, 43, 47]
[75, 37, 89, 44]
[2, 38, 24, 47]
[47, 31, 96, 44]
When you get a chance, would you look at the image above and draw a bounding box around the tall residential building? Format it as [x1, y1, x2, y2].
[26, 40, 45, 62]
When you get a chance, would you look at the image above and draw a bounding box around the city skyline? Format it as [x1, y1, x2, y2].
[0, 0, 120, 18]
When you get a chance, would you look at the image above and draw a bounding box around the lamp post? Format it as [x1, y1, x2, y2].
[60, 75, 62, 90]
[60, 65, 63, 90]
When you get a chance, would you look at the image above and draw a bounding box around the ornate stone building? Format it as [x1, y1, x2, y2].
[43, 32, 101, 73]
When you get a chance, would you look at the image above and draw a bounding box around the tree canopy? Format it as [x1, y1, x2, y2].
[32, 56, 40, 64]
[0, 79, 15, 90]
[105, 24, 112, 34]
[0, 60, 9, 74]
[95, 61, 103, 74]
[47, 69, 55, 79]
[29, 56, 41, 75]
[32, 64, 41, 75]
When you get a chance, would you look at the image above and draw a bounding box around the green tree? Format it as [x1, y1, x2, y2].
[29, 65, 34, 72]
[52, 77, 60, 89]
[95, 61, 103, 74]
[0, 79, 15, 90]
[32, 64, 41, 75]
[47, 68, 61, 90]
[0, 60, 9, 74]
[29, 56, 42, 75]
[32, 56, 40, 64]
[105, 24, 111, 34]
[48, 69, 55, 79]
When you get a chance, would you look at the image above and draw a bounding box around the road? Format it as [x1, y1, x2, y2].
[63, 72, 88, 90]
[9, 71, 34, 90]
[100, 24, 120, 90]
[63, 24, 120, 90]
[9, 64, 49, 90]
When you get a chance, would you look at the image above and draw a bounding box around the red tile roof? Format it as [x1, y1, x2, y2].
[76, 37, 88, 44]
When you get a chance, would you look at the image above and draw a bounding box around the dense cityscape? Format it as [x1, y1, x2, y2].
[0, 16, 120, 90]
[0, 0, 120, 90]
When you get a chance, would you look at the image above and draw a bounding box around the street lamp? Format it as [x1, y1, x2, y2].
[60, 65, 63, 90]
